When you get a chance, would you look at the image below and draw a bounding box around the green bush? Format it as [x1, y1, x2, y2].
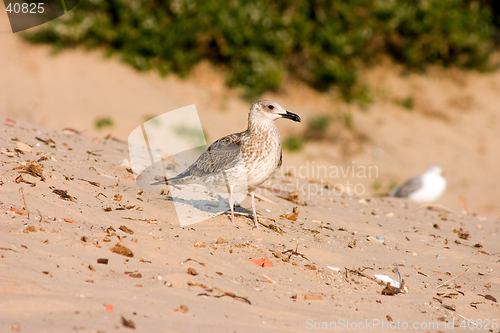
[282, 136, 304, 152]
[400, 96, 415, 110]
[22, 0, 497, 99]
[304, 115, 331, 140]
[94, 117, 114, 129]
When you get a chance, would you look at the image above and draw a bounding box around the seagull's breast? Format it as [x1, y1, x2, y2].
[242, 125, 281, 190]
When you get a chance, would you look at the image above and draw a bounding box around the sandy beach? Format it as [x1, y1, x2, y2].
[1, 8, 499, 332]
[0, 118, 498, 332]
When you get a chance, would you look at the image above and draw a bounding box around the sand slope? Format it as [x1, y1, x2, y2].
[2, 25, 500, 218]
[0, 120, 498, 332]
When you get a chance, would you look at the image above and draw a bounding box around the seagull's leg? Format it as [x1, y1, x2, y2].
[227, 186, 250, 229]
[250, 191, 259, 228]
[229, 186, 237, 228]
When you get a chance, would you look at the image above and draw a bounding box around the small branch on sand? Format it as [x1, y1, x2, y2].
[436, 267, 470, 289]
[78, 178, 100, 187]
[19, 188, 29, 219]
[345, 267, 386, 286]
[0, 247, 19, 252]
[417, 203, 458, 215]
[262, 274, 276, 284]
[253, 193, 277, 205]
[459, 196, 470, 215]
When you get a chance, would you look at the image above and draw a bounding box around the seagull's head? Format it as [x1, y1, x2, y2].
[426, 165, 444, 175]
[249, 99, 301, 124]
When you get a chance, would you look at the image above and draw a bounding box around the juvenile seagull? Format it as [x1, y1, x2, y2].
[152, 100, 301, 228]
[389, 165, 446, 204]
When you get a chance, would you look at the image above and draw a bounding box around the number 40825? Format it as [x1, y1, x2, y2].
[6, 3, 44, 14]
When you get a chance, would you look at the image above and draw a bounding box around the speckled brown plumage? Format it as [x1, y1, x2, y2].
[152, 100, 301, 228]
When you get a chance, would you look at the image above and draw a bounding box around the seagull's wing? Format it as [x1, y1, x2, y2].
[390, 176, 423, 198]
[172, 133, 243, 180]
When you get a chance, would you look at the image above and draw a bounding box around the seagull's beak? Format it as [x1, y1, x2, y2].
[280, 110, 301, 122]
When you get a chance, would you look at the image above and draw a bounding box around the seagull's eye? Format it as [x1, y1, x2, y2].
[268, 105, 274, 110]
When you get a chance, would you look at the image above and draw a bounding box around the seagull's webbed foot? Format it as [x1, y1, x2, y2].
[234, 224, 251, 230]
[227, 212, 251, 229]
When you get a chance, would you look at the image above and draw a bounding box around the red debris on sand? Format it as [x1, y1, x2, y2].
[105, 304, 113, 312]
[64, 218, 76, 223]
[247, 257, 273, 267]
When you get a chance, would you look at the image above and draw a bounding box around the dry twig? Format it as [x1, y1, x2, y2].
[19, 188, 29, 219]
[78, 178, 100, 187]
[253, 193, 277, 205]
[436, 268, 470, 288]
[459, 196, 470, 214]
[417, 203, 459, 215]
[262, 274, 276, 284]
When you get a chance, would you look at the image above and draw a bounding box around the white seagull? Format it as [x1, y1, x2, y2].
[389, 165, 447, 204]
[152, 100, 301, 228]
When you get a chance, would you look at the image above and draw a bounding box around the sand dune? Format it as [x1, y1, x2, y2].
[0, 119, 498, 332]
[1, 8, 499, 331]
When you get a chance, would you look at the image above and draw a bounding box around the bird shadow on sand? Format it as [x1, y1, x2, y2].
[163, 194, 253, 216]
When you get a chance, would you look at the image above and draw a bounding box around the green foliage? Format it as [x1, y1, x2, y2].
[304, 115, 331, 140]
[355, 84, 374, 110]
[389, 181, 399, 191]
[94, 117, 114, 129]
[371, 180, 382, 191]
[282, 136, 304, 152]
[173, 125, 205, 144]
[401, 96, 415, 110]
[22, 0, 496, 98]
[394, 96, 415, 110]
[337, 111, 353, 130]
